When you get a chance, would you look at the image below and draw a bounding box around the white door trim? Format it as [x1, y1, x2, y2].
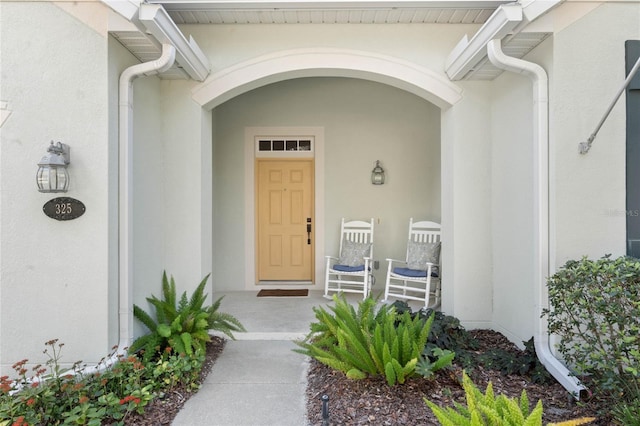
[244, 126, 325, 290]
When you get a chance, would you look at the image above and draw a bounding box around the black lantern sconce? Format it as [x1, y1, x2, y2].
[371, 160, 385, 185]
[36, 141, 70, 193]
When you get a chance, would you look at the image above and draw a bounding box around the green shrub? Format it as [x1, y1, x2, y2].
[611, 398, 640, 426]
[478, 338, 552, 384]
[392, 302, 550, 382]
[425, 371, 595, 426]
[130, 271, 245, 359]
[294, 295, 452, 386]
[0, 338, 208, 425]
[391, 301, 477, 363]
[543, 255, 640, 403]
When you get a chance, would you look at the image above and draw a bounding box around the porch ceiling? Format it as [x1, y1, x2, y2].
[110, 0, 550, 81]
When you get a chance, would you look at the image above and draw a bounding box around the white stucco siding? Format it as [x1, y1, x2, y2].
[209, 77, 441, 291]
[552, 2, 638, 266]
[159, 80, 212, 289]
[0, 2, 111, 374]
[182, 23, 478, 76]
[441, 81, 493, 327]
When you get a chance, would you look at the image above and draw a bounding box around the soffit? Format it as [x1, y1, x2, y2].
[163, 6, 496, 24]
[110, 1, 550, 81]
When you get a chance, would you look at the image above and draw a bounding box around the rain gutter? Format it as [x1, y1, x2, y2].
[445, 0, 563, 81]
[445, 3, 523, 80]
[102, 1, 210, 81]
[138, 4, 210, 82]
[486, 39, 587, 399]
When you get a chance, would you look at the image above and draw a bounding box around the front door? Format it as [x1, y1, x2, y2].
[257, 159, 314, 281]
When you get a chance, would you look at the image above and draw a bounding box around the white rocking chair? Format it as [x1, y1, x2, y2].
[383, 219, 441, 308]
[324, 218, 375, 299]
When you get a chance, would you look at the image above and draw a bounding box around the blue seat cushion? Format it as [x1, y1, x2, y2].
[333, 264, 365, 272]
[393, 267, 439, 278]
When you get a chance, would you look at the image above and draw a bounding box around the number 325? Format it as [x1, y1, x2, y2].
[56, 203, 72, 214]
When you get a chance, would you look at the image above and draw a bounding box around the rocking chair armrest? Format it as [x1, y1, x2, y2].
[325, 255, 339, 261]
[385, 258, 407, 266]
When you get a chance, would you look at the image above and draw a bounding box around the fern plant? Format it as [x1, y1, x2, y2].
[294, 294, 450, 386]
[130, 272, 245, 359]
[425, 371, 595, 426]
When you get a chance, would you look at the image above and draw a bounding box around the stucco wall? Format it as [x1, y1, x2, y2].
[182, 23, 477, 75]
[159, 80, 212, 289]
[441, 81, 493, 328]
[552, 2, 637, 265]
[210, 77, 441, 291]
[0, 2, 111, 374]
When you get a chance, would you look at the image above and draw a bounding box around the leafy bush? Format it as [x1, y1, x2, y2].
[294, 295, 452, 386]
[478, 338, 552, 384]
[611, 398, 640, 426]
[425, 371, 595, 426]
[392, 301, 550, 382]
[391, 302, 477, 357]
[543, 255, 640, 404]
[0, 338, 207, 425]
[130, 271, 245, 359]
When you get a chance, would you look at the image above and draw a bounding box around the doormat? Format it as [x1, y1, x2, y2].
[257, 289, 309, 297]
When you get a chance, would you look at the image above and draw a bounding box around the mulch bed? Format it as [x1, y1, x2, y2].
[124, 330, 607, 425]
[305, 330, 605, 425]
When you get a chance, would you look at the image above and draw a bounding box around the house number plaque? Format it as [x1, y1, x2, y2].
[43, 197, 86, 221]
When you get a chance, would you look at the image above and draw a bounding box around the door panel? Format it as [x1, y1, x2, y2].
[257, 160, 314, 281]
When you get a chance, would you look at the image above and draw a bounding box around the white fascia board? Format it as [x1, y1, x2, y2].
[154, 0, 509, 10]
[102, 0, 142, 21]
[510, 0, 564, 34]
[139, 4, 211, 81]
[445, 3, 522, 81]
[520, 0, 563, 22]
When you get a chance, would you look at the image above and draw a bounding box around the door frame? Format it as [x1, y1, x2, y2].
[244, 126, 325, 290]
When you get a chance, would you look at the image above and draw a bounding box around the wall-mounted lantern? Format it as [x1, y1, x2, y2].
[36, 141, 70, 193]
[371, 160, 385, 185]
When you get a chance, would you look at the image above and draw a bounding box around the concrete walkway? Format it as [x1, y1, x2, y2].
[171, 291, 422, 425]
[172, 290, 329, 426]
[171, 339, 308, 426]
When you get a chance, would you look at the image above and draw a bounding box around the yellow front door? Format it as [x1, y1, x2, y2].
[257, 159, 314, 281]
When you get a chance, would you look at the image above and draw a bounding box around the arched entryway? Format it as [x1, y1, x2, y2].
[193, 48, 462, 110]
[191, 48, 462, 291]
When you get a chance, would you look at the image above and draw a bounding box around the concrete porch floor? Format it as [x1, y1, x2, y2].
[211, 290, 355, 340]
[211, 289, 430, 339]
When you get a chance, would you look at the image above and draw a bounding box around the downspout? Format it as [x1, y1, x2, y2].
[118, 43, 176, 354]
[487, 39, 588, 399]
